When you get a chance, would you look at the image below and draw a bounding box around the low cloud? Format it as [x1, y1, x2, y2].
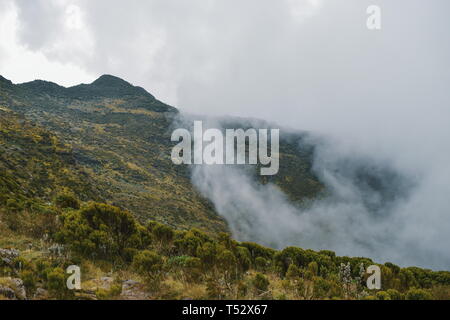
[187, 116, 450, 270]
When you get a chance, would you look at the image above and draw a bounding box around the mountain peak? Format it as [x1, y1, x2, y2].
[87, 74, 157, 100]
[1, 74, 176, 113]
[0, 75, 13, 87]
[91, 74, 132, 88]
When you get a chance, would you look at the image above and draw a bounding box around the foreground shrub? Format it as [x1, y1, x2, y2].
[57, 203, 139, 261]
[132, 250, 164, 289]
[405, 288, 432, 300]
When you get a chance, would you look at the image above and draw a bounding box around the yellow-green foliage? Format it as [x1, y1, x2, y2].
[1, 199, 449, 300]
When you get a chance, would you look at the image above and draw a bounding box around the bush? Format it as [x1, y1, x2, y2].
[286, 264, 301, 280]
[152, 223, 174, 246]
[405, 288, 432, 300]
[57, 203, 138, 260]
[96, 284, 122, 300]
[255, 257, 269, 272]
[168, 255, 202, 282]
[20, 270, 37, 294]
[376, 291, 391, 300]
[54, 192, 80, 210]
[313, 277, 331, 299]
[46, 267, 69, 298]
[387, 289, 403, 300]
[217, 249, 238, 282]
[132, 250, 164, 289]
[308, 261, 319, 277]
[235, 246, 251, 273]
[253, 273, 270, 293]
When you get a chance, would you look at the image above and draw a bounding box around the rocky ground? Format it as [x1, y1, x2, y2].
[0, 247, 149, 300]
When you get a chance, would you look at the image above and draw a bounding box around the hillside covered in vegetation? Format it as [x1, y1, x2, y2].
[0, 74, 325, 233]
[0, 196, 449, 300]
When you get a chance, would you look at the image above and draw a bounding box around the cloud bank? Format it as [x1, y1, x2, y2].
[189, 118, 449, 270]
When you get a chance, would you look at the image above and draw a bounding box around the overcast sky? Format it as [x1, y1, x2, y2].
[1, 0, 449, 268]
[0, 1, 448, 128]
[1, 0, 448, 170]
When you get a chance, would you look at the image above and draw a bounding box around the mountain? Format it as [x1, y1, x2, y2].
[0, 75, 323, 234]
[1, 75, 222, 232]
[1, 75, 449, 301]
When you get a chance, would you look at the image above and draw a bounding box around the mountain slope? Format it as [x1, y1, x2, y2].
[0, 75, 326, 234]
[1, 75, 227, 232]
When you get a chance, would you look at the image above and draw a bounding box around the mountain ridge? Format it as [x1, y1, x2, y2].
[0, 74, 325, 234]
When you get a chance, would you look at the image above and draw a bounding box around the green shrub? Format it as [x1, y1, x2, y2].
[46, 267, 69, 298]
[376, 291, 391, 300]
[255, 257, 269, 272]
[387, 289, 403, 300]
[405, 288, 432, 300]
[54, 192, 80, 210]
[57, 202, 138, 260]
[253, 273, 269, 293]
[96, 284, 122, 300]
[132, 250, 164, 289]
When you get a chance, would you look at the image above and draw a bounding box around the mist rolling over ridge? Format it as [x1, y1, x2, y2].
[186, 117, 450, 270]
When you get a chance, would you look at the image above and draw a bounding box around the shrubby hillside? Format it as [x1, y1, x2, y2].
[0, 197, 449, 300]
[0, 75, 323, 233]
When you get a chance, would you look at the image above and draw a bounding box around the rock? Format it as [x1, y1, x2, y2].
[33, 288, 49, 300]
[75, 292, 98, 300]
[11, 278, 27, 300]
[100, 277, 114, 288]
[86, 276, 114, 291]
[0, 277, 27, 300]
[122, 279, 139, 289]
[0, 285, 16, 299]
[120, 280, 150, 300]
[0, 248, 20, 266]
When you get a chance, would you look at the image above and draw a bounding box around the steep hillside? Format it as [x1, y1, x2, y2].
[0, 75, 226, 232]
[0, 75, 327, 234]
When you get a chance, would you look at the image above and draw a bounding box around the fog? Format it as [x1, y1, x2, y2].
[185, 116, 449, 270]
[1, 0, 449, 269]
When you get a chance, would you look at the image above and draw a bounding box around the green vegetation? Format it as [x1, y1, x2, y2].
[0, 74, 329, 234]
[0, 197, 449, 300]
[0, 75, 229, 233]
